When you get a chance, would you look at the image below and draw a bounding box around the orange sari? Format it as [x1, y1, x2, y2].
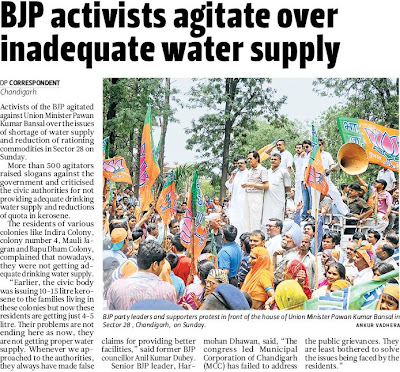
[242, 247, 274, 303]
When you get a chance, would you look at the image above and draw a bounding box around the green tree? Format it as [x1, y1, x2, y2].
[186, 78, 286, 198]
[313, 78, 399, 186]
[313, 78, 398, 128]
[103, 78, 178, 197]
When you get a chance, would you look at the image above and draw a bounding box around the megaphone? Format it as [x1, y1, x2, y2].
[337, 143, 369, 175]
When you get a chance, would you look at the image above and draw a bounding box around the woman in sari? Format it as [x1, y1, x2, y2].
[179, 260, 215, 310]
[275, 280, 308, 310]
[204, 269, 229, 299]
[242, 247, 274, 309]
[318, 253, 338, 288]
[312, 262, 346, 298]
[283, 260, 312, 299]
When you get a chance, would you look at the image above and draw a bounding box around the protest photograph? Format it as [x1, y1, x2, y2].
[102, 78, 399, 311]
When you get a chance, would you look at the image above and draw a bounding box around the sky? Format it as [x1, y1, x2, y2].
[153, 78, 341, 164]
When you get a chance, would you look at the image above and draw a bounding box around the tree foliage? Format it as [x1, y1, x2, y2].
[103, 78, 179, 196]
[186, 78, 286, 198]
[313, 78, 399, 186]
[313, 78, 398, 128]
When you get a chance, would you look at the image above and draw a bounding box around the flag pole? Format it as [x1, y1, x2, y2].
[188, 174, 196, 280]
[313, 168, 319, 291]
[163, 223, 168, 249]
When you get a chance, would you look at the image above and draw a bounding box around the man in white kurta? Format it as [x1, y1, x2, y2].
[271, 139, 293, 172]
[242, 151, 269, 232]
[293, 143, 306, 204]
[225, 156, 248, 239]
[319, 139, 350, 215]
[262, 153, 291, 224]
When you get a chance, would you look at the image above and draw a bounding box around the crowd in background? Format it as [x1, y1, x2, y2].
[103, 139, 399, 311]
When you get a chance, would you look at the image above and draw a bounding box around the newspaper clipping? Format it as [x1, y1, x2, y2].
[0, 1, 399, 371]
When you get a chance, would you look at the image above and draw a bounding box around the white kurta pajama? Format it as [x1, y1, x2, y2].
[225, 169, 249, 239]
[293, 153, 306, 204]
[242, 164, 268, 233]
[262, 167, 291, 225]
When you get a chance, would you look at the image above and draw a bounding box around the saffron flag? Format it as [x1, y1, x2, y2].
[337, 117, 399, 173]
[180, 171, 207, 260]
[304, 270, 398, 310]
[304, 125, 329, 195]
[139, 104, 160, 212]
[103, 156, 132, 184]
[258, 139, 277, 163]
[156, 171, 177, 226]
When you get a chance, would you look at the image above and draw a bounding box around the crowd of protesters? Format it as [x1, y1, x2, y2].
[103, 139, 398, 311]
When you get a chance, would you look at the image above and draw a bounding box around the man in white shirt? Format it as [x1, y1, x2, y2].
[375, 242, 398, 269]
[271, 139, 293, 172]
[262, 153, 291, 224]
[293, 143, 306, 204]
[318, 139, 350, 216]
[353, 247, 374, 285]
[225, 155, 249, 240]
[265, 218, 283, 263]
[377, 167, 396, 191]
[242, 151, 269, 232]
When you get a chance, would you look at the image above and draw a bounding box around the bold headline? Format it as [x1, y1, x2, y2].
[0, 2, 340, 69]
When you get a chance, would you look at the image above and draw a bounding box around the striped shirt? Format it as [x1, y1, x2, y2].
[107, 271, 176, 310]
[246, 164, 268, 193]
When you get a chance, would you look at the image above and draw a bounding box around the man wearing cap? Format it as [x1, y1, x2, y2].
[107, 240, 175, 310]
[273, 222, 303, 286]
[373, 179, 393, 233]
[103, 228, 129, 265]
[353, 245, 374, 285]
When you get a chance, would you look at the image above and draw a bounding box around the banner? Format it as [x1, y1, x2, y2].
[180, 171, 207, 260]
[139, 104, 160, 212]
[304, 125, 329, 194]
[156, 170, 177, 226]
[337, 116, 399, 173]
[103, 156, 132, 184]
[304, 270, 399, 310]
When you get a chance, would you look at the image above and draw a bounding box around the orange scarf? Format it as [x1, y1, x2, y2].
[242, 247, 273, 302]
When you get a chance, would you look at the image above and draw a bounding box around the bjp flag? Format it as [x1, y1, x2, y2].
[258, 139, 277, 162]
[156, 171, 177, 226]
[103, 156, 132, 184]
[304, 125, 329, 195]
[337, 117, 399, 173]
[180, 171, 207, 261]
[139, 104, 160, 212]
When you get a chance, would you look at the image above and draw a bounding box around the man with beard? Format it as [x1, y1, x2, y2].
[297, 235, 316, 290]
[273, 223, 302, 286]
